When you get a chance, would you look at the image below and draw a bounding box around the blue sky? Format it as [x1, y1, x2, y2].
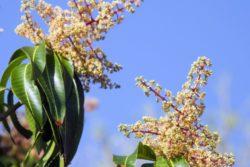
[1, 0, 250, 166]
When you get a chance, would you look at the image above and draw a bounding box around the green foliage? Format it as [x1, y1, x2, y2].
[0, 42, 85, 166]
[113, 142, 189, 167]
[11, 63, 44, 127]
[7, 91, 32, 139]
[38, 52, 66, 125]
[113, 142, 156, 166]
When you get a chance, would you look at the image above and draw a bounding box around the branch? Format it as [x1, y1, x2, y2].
[140, 81, 181, 113]
[0, 102, 23, 121]
[132, 130, 161, 135]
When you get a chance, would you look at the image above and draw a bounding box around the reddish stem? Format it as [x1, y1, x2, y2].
[140, 81, 181, 113]
[132, 130, 160, 135]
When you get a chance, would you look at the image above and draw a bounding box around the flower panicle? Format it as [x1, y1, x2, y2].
[120, 57, 235, 167]
[15, 0, 143, 91]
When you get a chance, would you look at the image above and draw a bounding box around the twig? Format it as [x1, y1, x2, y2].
[0, 102, 23, 121]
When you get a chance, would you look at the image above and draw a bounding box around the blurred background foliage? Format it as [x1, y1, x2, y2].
[0, 114, 41, 166]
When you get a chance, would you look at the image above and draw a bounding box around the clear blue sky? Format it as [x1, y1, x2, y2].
[1, 0, 250, 166]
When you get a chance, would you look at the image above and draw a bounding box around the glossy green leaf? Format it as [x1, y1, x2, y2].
[155, 157, 171, 167]
[1, 48, 28, 114]
[0, 42, 45, 142]
[62, 75, 84, 165]
[37, 75, 62, 149]
[1, 43, 86, 167]
[9, 42, 46, 78]
[11, 64, 44, 128]
[0, 55, 26, 139]
[7, 91, 32, 139]
[52, 60, 83, 164]
[0, 55, 26, 110]
[40, 92, 61, 147]
[29, 42, 46, 78]
[26, 108, 37, 136]
[0, 46, 31, 139]
[38, 53, 66, 125]
[44, 152, 61, 167]
[59, 57, 74, 101]
[9, 46, 32, 63]
[113, 142, 156, 167]
[0, 46, 31, 115]
[59, 56, 74, 78]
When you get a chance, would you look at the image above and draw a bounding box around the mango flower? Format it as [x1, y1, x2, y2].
[15, 0, 142, 91]
[119, 57, 235, 167]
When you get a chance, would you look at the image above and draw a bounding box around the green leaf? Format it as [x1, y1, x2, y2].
[0, 55, 26, 139]
[9, 46, 31, 63]
[155, 157, 171, 167]
[170, 157, 189, 167]
[36, 141, 56, 167]
[7, 91, 32, 139]
[10, 42, 46, 78]
[155, 156, 189, 167]
[59, 57, 74, 101]
[38, 52, 66, 125]
[0, 55, 26, 110]
[29, 42, 46, 78]
[113, 142, 156, 167]
[40, 96, 61, 149]
[62, 75, 84, 165]
[59, 155, 65, 167]
[59, 56, 74, 78]
[43, 152, 61, 167]
[0, 42, 45, 142]
[36, 80, 62, 149]
[0, 86, 5, 93]
[26, 108, 37, 136]
[21, 132, 42, 166]
[11, 64, 44, 128]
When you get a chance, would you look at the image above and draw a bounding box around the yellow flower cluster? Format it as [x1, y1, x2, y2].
[15, 0, 142, 91]
[119, 57, 235, 166]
